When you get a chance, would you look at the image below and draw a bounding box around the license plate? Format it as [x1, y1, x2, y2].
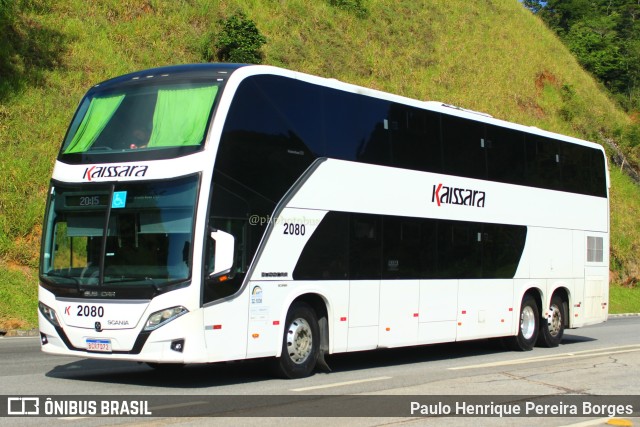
[86, 338, 112, 352]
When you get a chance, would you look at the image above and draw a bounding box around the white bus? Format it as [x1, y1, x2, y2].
[39, 64, 609, 378]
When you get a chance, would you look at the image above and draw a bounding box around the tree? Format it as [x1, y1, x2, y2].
[524, 0, 640, 110]
[202, 12, 267, 64]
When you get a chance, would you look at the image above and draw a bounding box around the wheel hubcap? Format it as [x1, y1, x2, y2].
[548, 304, 562, 337]
[521, 306, 536, 340]
[286, 318, 312, 364]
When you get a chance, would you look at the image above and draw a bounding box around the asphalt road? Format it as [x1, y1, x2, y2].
[1, 316, 639, 426]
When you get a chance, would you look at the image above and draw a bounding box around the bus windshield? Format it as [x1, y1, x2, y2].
[40, 174, 199, 291]
[60, 80, 220, 155]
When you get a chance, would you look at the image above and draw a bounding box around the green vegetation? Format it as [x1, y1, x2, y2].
[524, 0, 640, 170]
[201, 12, 267, 64]
[525, 0, 640, 111]
[0, 0, 639, 328]
[609, 283, 640, 314]
[327, 0, 370, 19]
[0, 262, 38, 330]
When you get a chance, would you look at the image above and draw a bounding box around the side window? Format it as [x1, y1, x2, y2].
[390, 105, 442, 173]
[349, 214, 382, 279]
[590, 149, 607, 197]
[441, 115, 486, 179]
[587, 236, 604, 262]
[293, 212, 349, 280]
[293, 213, 527, 282]
[481, 224, 527, 278]
[561, 143, 607, 197]
[218, 76, 320, 203]
[418, 218, 438, 278]
[203, 171, 271, 305]
[560, 142, 589, 194]
[325, 90, 392, 166]
[382, 217, 421, 279]
[485, 125, 526, 185]
[525, 134, 561, 191]
[437, 221, 482, 279]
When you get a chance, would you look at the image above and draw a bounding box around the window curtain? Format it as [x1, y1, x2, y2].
[147, 86, 218, 147]
[64, 95, 125, 154]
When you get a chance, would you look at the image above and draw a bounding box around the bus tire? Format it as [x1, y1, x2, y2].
[273, 302, 319, 379]
[507, 294, 539, 351]
[537, 295, 565, 348]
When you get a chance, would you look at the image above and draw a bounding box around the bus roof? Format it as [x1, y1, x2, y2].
[88, 63, 606, 155]
[88, 63, 248, 93]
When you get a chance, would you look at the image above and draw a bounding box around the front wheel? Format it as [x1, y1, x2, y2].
[537, 295, 566, 348]
[507, 294, 539, 351]
[273, 302, 319, 379]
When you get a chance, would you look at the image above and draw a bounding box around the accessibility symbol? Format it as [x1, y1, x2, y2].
[111, 191, 127, 209]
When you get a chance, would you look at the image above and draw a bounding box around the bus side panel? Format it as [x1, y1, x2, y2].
[528, 228, 573, 279]
[203, 291, 250, 363]
[573, 230, 586, 278]
[418, 280, 458, 345]
[455, 279, 514, 342]
[583, 267, 609, 326]
[378, 280, 419, 348]
[347, 280, 380, 352]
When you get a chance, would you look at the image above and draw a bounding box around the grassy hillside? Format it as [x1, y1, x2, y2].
[1, 0, 639, 328]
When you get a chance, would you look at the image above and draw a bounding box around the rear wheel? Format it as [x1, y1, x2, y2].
[273, 302, 319, 379]
[537, 295, 566, 348]
[507, 294, 539, 351]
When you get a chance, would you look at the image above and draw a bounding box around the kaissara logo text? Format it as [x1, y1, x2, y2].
[83, 165, 149, 181]
[432, 183, 486, 208]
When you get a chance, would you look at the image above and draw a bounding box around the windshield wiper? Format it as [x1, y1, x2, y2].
[45, 271, 80, 285]
[44, 271, 82, 293]
[103, 277, 160, 295]
[103, 277, 149, 284]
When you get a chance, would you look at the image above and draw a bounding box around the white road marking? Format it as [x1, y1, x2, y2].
[449, 344, 640, 370]
[291, 376, 392, 391]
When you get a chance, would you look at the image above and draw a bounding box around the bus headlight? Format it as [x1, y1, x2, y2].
[39, 302, 60, 327]
[144, 306, 188, 331]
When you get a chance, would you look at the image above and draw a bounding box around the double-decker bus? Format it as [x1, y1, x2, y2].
[38, 64, 609, 378]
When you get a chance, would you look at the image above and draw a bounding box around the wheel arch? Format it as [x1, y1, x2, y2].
[522, 287, 544, 312]
[277, 292, 330, 358]
[549, 286, 571, 329]
[514, 286, 543, 335]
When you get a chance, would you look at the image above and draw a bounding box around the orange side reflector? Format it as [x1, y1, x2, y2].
[252, 333, 259, 339]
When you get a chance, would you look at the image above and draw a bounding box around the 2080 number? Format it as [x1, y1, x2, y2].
[77, 305, 104, 318]
[283, 223, 305, 236]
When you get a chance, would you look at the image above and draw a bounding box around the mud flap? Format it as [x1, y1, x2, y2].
[316, 315, 332, 373]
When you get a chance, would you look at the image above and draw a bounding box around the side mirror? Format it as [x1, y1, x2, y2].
[208, 228, 235, 280]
